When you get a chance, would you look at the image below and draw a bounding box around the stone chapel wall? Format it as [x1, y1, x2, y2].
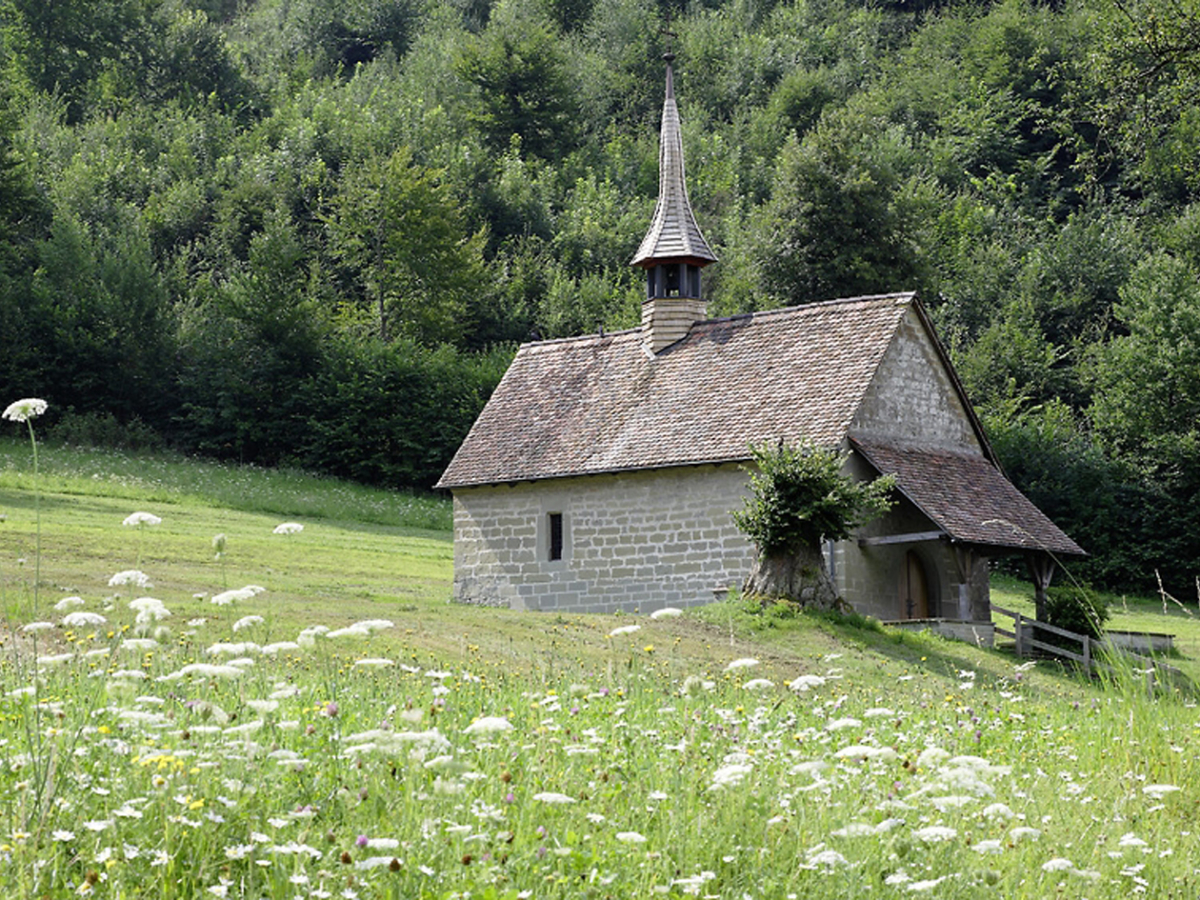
[850, 307, 982, 453]
[451, 465, 754, 613]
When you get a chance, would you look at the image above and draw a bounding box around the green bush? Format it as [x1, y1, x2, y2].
[1043, 583, 1109, 642]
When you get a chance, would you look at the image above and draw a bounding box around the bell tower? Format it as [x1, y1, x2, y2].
[630, 50, 717, 354]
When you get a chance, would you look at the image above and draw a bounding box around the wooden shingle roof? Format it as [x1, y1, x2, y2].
[437, 293, 912, 488]
[630, 59, 717, 268]
[851, 438, 1086, 557]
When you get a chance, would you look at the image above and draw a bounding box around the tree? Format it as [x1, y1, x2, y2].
[326, 147, 486, 345]
[1087, 251, 1200, 452]
[3, 0, 153, 123]
[455, 1, 578, 159]
[753, 112, 930, 304]
[733, 441, 895, 609]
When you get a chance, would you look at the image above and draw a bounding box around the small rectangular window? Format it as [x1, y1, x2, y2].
[548, 512, 564, 561]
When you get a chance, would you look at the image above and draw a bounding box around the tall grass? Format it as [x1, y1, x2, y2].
[2, 435, 1199, 897]
[0, 438, 451, 531]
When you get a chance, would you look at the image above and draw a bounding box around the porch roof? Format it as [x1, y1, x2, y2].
[850, 437, 1086, 558]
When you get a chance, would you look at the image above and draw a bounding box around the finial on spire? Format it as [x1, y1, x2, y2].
[661, 10, 677, 63]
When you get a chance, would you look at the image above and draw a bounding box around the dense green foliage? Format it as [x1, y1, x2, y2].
[733, 441, 895, 556]
[2, 0, 1200, 591]
[1044, 583, 1111, 644]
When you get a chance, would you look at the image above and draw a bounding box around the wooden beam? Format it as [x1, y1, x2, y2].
[858, 531, 946, 547]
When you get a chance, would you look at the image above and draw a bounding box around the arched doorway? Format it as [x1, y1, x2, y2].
[899, 550, 929, 619]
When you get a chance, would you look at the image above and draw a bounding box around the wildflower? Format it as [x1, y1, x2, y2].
[709, 764, 753, 790]
[1143, 784, 1180, 799]
[1041, 858, 1075, 872]
[724, 658, 759, 672]
[233, 616, 265, 632]
[206, 642, 261, 657]
[273, 522, 304, 534]
[297, 626, 329, 647]
[532, 792, 577, 804]
[128, 598, 170, 620]
[355, 856, 400, 870]
[743, 679, 775, 691]
[826, 717, 862, 731]
[365, 838, 400, 850]
[62, 611, 107, 628]
[913, 826, 957, 842]
[908, 876, 952, 892]
[54, 596, 85, 611]
[211, 588, 256, 606]
[2, 398, 47, 422]
[982, 803, 1015, 820]
[352, 658, 395, 668]
[808, 849, 849, 868]
[53, 830, 76, 842]
[110, 570, 152, 589]
[21, 621, 55, 633]
[789, 674, 826, 691]
[608, 625, 640, 638]
[650, 608, 682, 619]
[616, 831, 647, 843]
[121, 638, 159, 651]
[123, 512, 162, 527]
[463, 716, 513, 735]
[833, 745, 896, 762]
[160, 663, 244, 680]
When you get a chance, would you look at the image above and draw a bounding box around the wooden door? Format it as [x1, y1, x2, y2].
[899, 550, 929, 619]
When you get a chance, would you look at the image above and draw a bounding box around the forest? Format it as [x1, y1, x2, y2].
[0, 0, 1198, 594]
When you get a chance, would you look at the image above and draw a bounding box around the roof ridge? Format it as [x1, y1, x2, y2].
[695, 292, 915, 329]
[521, 326, 643, 351]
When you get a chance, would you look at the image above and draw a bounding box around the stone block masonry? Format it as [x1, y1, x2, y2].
[452, 464, 754, 614]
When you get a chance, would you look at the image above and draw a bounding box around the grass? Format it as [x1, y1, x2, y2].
[0, 437, 451, 531]
[2, 439, 1200, 897]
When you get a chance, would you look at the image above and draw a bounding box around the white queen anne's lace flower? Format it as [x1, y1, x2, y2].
[61, 611, 107, 628]
[724, 658, 759, 672]
[2, 398, 47, 422]
[532, 792, 577, 804]
[110, 570, 153, 588]
[608, 625, 640, 637]
[463, 716, 512, 735]
[123, 512, 162, 527]
[273, 522, 303, 534]
[233, 615, 265, 632]
[211, 588, 257, 606]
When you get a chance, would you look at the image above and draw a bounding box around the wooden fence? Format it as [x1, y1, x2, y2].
[991, 604, 1181, 693]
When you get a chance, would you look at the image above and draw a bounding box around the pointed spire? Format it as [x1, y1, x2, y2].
[630, 54, 717, 270]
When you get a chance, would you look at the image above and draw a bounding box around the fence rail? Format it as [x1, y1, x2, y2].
[991, 604, 1181, 692]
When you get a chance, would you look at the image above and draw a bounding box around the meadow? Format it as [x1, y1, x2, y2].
[1, 430, 1198, 898]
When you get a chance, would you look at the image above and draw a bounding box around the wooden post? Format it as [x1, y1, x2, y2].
[1015, 614, 1024, 658]
[1026, 553, 1056, 623]
[1082, 634, 1090, 678]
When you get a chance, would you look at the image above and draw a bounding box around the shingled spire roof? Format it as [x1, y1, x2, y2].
[630, 54, 717, 268]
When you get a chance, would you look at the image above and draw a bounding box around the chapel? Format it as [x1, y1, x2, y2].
[436, 52, 1083, 628]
